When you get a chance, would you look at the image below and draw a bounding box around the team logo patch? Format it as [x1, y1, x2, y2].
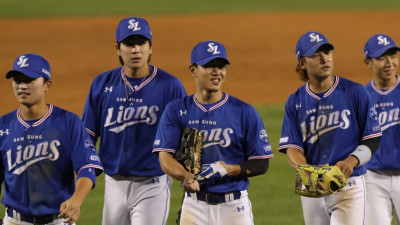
[85, 139, 96, 151]
[128, 19, 141, 32]
[153, 139, 161, 146]
[377, 35, 390, 46]
[90, 154, 100, 162]
[309, 33, 323, 43]
[369, 107, 378, 121]
[279, 137, 289, 144]
[263, 145, 272, 154]
[259, 129, 269, 143]
[207, 43, 221, 55]
[17, 55, 29, 68]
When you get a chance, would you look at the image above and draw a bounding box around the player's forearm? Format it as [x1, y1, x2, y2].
[219, 161, 241, 176]
[159, 152, 193, 182]
[71, 177, 93, 204]
[287, 148, 307, 170]
[238, 159, 269, 178]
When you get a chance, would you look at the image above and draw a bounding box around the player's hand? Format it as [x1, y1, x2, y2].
[58, 196, 83, 224]
[315, 180, 326, 194]
[336, 157, 357, 178]
[183, 173, 200, 193]
[301, 169, 326, 194]
[195, 161, 228, 183]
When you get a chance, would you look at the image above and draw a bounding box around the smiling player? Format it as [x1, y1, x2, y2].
[0, 53, 103, 225]
[153, 40, 273, 225]
[363, 33, 400, 225]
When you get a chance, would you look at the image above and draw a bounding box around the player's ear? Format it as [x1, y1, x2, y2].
[298, 58, 306, 69]
[115, 43, 121, 56]
[44, 79, 52, 92]
[364, 58, 372, 67]
[148, 42, 153, 55]
[189, 65, 196, 77]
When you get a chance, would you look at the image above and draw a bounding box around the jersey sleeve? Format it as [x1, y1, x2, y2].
[279, 95, 304, 153]
[81, 80, 101, 145]
[244, 106, 274, 160]
[0, 152, 3, 195]
[170, 78, 187, 100]
[153, 101, 182, 154]
[68, 113, 103, 185]
[353, 85, 382, 141]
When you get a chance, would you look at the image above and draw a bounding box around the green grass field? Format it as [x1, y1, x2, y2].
[0, 0, 400, 18]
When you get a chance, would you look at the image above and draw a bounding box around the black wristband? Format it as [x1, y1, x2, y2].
[239, 159, 269, 178]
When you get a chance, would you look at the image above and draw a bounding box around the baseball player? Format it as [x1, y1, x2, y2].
[153, 40, 273, 225]
[0, 53, 103, 225]
[363, 34, 400, 225]
[279, 31, 382, 225]
[81, 17, 186, 225]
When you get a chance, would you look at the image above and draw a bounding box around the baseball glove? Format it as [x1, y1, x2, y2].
[294, 164, 348, 198]
[174, 127, 202, 175]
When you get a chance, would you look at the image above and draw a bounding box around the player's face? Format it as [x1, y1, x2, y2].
[117, 35, 152, 71]
[301, 48, 333, 80]
[12, 73, 51, 107]
[365, 49, 398, 82]
[191, 58, 227, 93]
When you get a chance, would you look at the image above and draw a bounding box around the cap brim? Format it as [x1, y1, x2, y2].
[117, 33, 152, 43]
[368, 46, 400, 58]
[5, 69, 42, 79]
[194, 56, 230, 66]
[302, 43, 334, 58]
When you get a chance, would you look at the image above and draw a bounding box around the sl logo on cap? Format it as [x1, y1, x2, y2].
[17, 56, 29, 68]
[377, 35, 390, 46]
[309, 33, 323, 43]
[207, 43, 221, 55]
[128, 19, 141, 32]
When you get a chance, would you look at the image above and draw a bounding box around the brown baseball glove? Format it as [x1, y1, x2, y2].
[174, 127, 202, 175]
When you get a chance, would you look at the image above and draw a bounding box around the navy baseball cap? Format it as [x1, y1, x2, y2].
[295, 31, 334, 59]
[191, 41, 230, 66]
[364, 34, 400, 58]
[116, 17, 152, 42]
[6, 53, 51, 80]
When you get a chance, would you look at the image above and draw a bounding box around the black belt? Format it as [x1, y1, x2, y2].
[7, 207, 59, 225]
[187, 191, 242, 204]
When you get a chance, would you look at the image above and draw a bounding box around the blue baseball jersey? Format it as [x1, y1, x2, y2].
[0, 105, 103, 216]
[279, 76, 382, 176]
[82, 65, 186, 177]
[365, 77, 400, 170]
[153, 93, 273, 193]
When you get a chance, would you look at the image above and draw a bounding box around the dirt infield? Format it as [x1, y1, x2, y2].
[1, 11, 399, 115]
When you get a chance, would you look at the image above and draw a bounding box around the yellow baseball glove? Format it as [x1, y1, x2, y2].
[294, 164, 348, 198]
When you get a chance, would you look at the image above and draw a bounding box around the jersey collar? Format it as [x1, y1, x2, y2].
[306, 75, 339, 100]
[121, 65, 158, 93]
[370, 74, 400, 95]
[194, 92, 229, 112]
[17, 104, 53, 128]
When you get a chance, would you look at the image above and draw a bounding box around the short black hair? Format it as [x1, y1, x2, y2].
[116, 35, 152, 66]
